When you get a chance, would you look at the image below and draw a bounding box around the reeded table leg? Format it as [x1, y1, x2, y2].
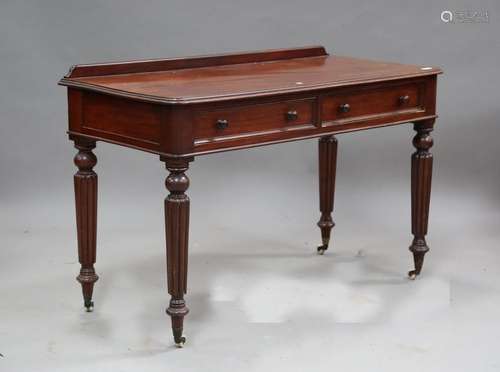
[408, 120, 434, 279]
[73, 138, 99, 311]
[163, 158, 192, 347]
[317, 136, 338, 255]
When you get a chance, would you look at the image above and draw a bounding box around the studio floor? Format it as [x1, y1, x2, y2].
[1, 183, 499, 372]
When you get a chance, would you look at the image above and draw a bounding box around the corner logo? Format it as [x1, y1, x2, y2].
[440, 10, 453, 23]
[441, 10, 489, 24]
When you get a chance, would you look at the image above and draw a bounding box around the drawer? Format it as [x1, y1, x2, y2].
[194, 98, 316, 142]
[321, 82, 423, 124]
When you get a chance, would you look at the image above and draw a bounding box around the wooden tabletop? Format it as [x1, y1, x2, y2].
[60, 46, 441, 104]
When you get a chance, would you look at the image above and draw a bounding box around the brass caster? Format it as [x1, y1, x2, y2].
[408, 270, 417, 280]
[175, 336, 186, 348]
[84, 300, 94, 312]
[317, 245, 327, 255]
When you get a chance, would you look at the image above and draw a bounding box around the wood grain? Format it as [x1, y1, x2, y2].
[321, 80, 423, 124]
[194, 97, 316, 143]
[63, 46, 328, 78]
[82, 92, 161, 150]
[60, 49, 441, 104]
[61, 47, 440, 158]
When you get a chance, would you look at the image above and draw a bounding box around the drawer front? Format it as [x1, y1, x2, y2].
[194, 98, 315, 142]
[321, 82, 423, 124]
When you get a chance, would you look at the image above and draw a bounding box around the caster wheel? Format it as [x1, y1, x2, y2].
[408, 270, 417, 280]
[317, 245, 327, 255]
[84, 301, 94, 312]
[175, 336, 186, 348]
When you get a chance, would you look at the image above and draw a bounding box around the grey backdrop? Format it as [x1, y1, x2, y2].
[1, 1, 499, 371]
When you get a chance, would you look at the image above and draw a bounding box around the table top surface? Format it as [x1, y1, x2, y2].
[60, 46, 441, 104]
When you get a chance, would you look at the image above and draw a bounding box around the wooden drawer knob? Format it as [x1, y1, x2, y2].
[216, 119, 229, 130]
[338, 103, 350, 113]
[399, 95, 410, 105]
[286, 110, 298, 121]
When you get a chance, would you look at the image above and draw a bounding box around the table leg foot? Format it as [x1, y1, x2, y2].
[173, 329, 186, 347]
[174, 335, 186, 347]
[84, 300, 94, 312]
[77, 270, 98, 311]
[167, 298, 189, 347]
[317, 244, 328, 255]
[408, 239, 429, 280]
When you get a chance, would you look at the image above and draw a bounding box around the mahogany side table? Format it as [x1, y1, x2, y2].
[59, 46, 441, 346]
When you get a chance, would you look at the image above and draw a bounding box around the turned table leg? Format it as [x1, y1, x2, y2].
[408, 120, 434, 279]
[317, 136, 338, 255]
[73, 138, 99, 311]
[163, 158, 192, 347]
